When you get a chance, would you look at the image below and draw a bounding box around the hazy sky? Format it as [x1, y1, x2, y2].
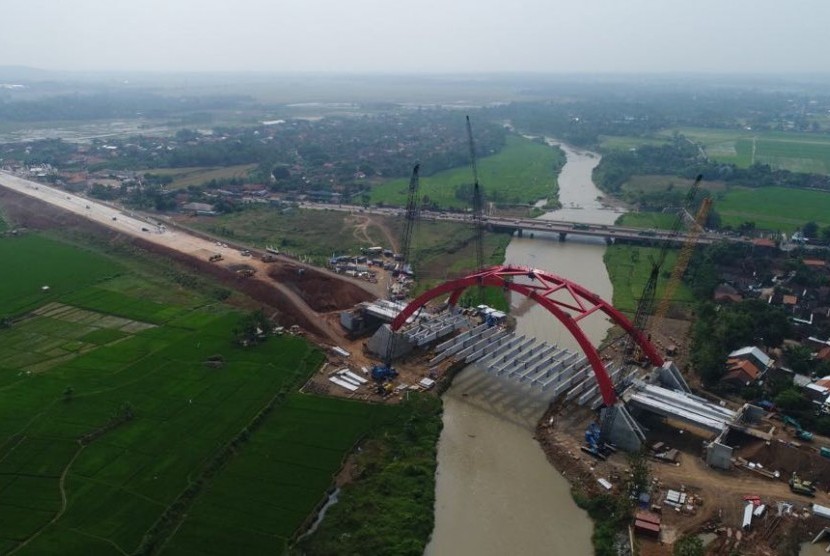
[2, 0, 828, 74]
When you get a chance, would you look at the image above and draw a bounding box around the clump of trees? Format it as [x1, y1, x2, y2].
[690, 300, 791, 386]
[233, 309, 273, 347]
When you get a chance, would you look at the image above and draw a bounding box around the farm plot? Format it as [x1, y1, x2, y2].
[0, 234, 121, 317]
[668, 128, 830, 174]
[163, 394, 401, 555]
[0, 303, 155, 374]
[0, 307, 330, 554]
[59, 288, 188, 324]
[716, 186, 830, 230]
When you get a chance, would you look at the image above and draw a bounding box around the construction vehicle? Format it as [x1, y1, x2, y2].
[782, 415, 813, 441]
[209, 254, 223, 263]
[236, 268, 255, 278]
[261, 254, 277, 263]
[371, 364, 398, 382]
[789, 472, 817, 497]
[582, 422, 616, 460]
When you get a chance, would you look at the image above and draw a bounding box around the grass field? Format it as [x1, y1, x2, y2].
[665, 128, 830, 174]
[370, 135, 564, 208]
[603, 245, 694, 316]
[0, 231, 399, 555]
[143, 164, 258, 189]
[0, 234, 122, 317]
[186, 207, 385, 265]
[715, 186, 830, 231]
[616, 212, 677, 230]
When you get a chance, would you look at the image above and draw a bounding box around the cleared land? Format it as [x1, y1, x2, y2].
[370, 135, 564, 208]
[0, 229, 397, 555]
[665, 128, 830, 174]
[715, 186, 830, 230]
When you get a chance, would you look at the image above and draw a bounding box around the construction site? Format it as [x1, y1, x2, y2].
[4, 123, 830, 556]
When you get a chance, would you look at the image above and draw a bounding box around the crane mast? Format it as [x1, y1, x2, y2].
[399, 163, 421, 276]
[626, 174, 703, 361]
[466, 116, 486, 302]
[383, 163, 421, 367]
[651, 196, 713, 335]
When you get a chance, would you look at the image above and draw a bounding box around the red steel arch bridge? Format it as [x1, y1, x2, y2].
[390, 265, 664, 406]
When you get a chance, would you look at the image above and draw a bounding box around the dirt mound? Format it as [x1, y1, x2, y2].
[743, 439, 830, 486]
[268, 263, 374, 312]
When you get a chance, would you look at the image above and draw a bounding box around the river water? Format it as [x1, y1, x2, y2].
[425, 142, 622, 555]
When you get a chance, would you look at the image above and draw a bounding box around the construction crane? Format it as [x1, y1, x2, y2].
[466, 116, 486, 303]
[375, 164, 421, 381]
[650, 196, 713, 337]
[625, 174, 703, 362]
[399, 163, 421, 276]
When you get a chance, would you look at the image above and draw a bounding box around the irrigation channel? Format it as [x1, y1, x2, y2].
[425, 142, 622, 555]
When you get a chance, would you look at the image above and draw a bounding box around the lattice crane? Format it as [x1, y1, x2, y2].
[381, 164, 421, 369]
[466, 116, 486, 303]
[625, 174, 703, 362]
[399, 163, 421, 276]
[650, 196, 713, 340]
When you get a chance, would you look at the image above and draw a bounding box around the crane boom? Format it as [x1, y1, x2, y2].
[383, 163, 421, 366]
[651, 196, 713, 333]
[626, 174, 703, 361]
[399, 163, 421, 275]
[466, 116, 485, 300]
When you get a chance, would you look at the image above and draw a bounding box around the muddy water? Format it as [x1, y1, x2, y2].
[426, 142, 619, 555]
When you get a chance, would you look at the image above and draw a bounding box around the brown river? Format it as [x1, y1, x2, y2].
[425, 142, 624, 555]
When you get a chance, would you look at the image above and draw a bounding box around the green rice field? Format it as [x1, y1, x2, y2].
[370, 135, 564, 208]
[667, 128, 830, 175]
[0, 234, 122, 317]
[0, 231, 399, 555]
[715, 186, 830, 231]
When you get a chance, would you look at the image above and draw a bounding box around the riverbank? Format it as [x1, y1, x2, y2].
[291, 393, 442, 556]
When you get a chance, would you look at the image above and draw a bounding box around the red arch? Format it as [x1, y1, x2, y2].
[391, 265, 663, 405]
